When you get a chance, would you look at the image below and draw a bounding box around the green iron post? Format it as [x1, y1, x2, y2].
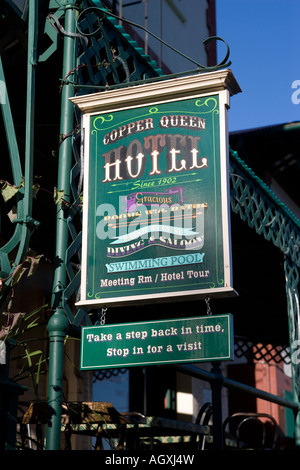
[211, 362, 224, 450]
[46, 2, 76, 450]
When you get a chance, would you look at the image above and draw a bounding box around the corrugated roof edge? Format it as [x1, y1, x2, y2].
[230, 121, 300, 136]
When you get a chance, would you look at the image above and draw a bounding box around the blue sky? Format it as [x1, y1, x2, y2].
[216, 0, 300, 132]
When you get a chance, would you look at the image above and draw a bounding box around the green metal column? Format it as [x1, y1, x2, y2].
[46, 2, 76, 450]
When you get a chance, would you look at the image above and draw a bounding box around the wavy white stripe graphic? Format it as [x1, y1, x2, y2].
[110, 225, 199, 244]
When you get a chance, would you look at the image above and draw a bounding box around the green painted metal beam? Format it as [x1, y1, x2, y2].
[0, 57, 23, 277]
[0, 0, 38, 305]
[0, 58, 23, 186]
[23, 0, 38, 228]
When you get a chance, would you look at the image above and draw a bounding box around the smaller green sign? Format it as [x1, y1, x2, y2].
[80, 314, 233, 370]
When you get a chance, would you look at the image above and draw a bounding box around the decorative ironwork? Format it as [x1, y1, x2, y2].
[229, 148, 300, 395]
[229, 149, 300, 267]
[1, 0, 300, 449]
[2, 0, 299, 363]
[93, 368, 128, 382]
[234, 339, 291, 365]
[75, 5, 232, 86]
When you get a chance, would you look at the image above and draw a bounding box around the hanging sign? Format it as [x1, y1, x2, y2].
[72, 70, 240, 307]
[80, 314, 233, 370]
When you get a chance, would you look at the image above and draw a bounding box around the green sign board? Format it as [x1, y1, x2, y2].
[73, 72, 239, 307]
[80, 314, 233, 370]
